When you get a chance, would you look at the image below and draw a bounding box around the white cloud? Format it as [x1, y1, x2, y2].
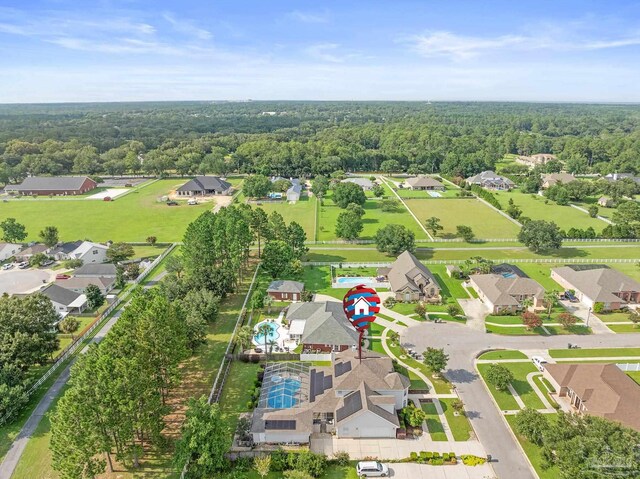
[408, 31, 526, 59]
[287, 10, 329, 24]
[162, 13, 212, 41]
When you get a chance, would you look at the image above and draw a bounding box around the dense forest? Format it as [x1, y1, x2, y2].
[1, 101, 639, 183]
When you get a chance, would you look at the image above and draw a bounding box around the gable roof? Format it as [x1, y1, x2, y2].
[55, 276, 116, 291]
[471, 274, 545, 306]
[176, 176, 231, 193]
[552, 266, 640, 303]
[341, 178, 373, 188]
[40, 284, 84, 306]
[405, 176, 444, 188]
[287, 301, 359, 346]
[71, 241, 108, 257]
[19, 244, 48, 256]
[267, 280, 305, 294]
[335, 382, 400, 427]
[8, 176, 94, 192]
[466, 171, 515, 186]
[73, 263, 118, 277]
[384, 251, 439, 294]
[545, 363, 640, 431]
[49, 241, 83, 256]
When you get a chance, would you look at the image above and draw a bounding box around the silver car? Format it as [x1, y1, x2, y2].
[356, 461, 389, 477]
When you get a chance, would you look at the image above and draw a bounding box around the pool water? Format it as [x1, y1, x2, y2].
[501, 272, 517, 279]
[336, 276, 376, 285]
[253, 321, 279, 346]
[267, 378, 302, 408]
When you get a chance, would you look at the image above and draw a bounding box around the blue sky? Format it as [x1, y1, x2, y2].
[1, 0, 640, 103]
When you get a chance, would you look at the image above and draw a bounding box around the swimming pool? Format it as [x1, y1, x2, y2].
[501, 272, 517, 279]
[427, 191, 442, 197]
[253, 321, 280, 346]
[336, 276, 376, 285]
[267, 377, 302, 408]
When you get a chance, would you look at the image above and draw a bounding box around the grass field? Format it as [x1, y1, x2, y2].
[478, 350, 528, 360]
[241, 193, 317, 240]
[607, 324, 640, 333]
[0, 179, 212, 242]
[493, 190, 607, 231]
[440, 398, 473, 441]
[549, 347, 640, 358]
[318, 192, 426, 241]
[421, 401, 447, 441]
[403, 198, 522, 239]
[477, 362, 545, 410]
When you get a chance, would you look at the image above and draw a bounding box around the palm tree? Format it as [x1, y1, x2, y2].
[521, 297, 533, 312]
[268, 340, 278, 354]
[257, 323, 272, 353]
[235, 325, 253, 352]
[264, 295, 273, 314]
[544, 290, 559, 319]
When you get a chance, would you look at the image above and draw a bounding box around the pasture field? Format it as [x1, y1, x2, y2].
[404, 198, 521, 239]
[0, 179, 211, 243]
[239, 193, 317, 240]
[493, 190, 607, 231]
[318, 192, 427, 241]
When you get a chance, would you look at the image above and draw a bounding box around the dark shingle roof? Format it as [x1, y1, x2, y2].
[267, 280, 305, 294]
[49, 241, 83, 256]
[73, 263, 118, 277]
[176, 176, 231, 193]
[9, 176, 94, 191]
[40, 284, 82, 306]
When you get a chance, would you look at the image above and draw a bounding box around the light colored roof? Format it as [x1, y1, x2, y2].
[72, 241, 108, 257]
[176, 176, 231, 193]
[287, 302, 359, 346]
[383, 251, 439, 294]
[333, 351, 411, 391]
[341, 178, 373, 188]
[552, 266, 640, 304]
[466, 170, 515, 185]
[288, 319, 306, 336]
[267, 280, 305, 294]
[0, 243, 21, 252]
[542, 173, 576, 185]
[55, 276, 115, 291]
[7, 176, 94, 192]
[73, 263, 118, 277]
[335, 382, 400, 427]
[405, 176, 444, 188]
[19, 244, 48, 256]
[470, 274, 545, 306]
[545, 363, 640, 431]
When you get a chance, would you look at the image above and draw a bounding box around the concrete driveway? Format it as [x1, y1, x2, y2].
[388, 463, 494, 479]
[0, 268, 55, 295]
[401, 321, 640, 479]
[458, 298, 489, 332]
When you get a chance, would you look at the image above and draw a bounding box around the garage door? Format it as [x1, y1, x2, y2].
[356, 427, 394, 438]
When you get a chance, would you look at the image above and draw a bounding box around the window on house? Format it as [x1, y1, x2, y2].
[93, 250, 98, 255]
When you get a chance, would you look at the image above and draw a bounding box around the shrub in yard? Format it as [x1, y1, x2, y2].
[332, 451, 350, 466]
[430, 458, 444, 465]
[446, 304, 461, 317]
[558, 312, 578, 329]
[270, 449, 290, 471]
[593, 302, 605, 313]
[288, 451, 327, 478]
[521, 311, 542, 330]
[383, 297, 396, 308]
[414, 303, 426, 317]
[410, 451, 418, 461]
[284, 471, 314, 479]
[461, 455, 487, 466]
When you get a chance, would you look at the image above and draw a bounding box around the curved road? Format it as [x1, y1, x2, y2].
[401, 322, 640, 479]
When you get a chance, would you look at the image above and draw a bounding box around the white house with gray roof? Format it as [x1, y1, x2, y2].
[466, 170, 515, 190]
[39, 284, 87, 314]
[286, 301, 359, 353]
[341, 177, 374, 190]
[251, 350, 409, 443]
[0, 243, 22, 262]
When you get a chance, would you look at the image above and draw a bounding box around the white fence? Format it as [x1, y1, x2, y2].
[303, 238, 639, 245]
[0, 243, 177, 426]
[300, 352, 334, 362]
[305, 258, 640, 267]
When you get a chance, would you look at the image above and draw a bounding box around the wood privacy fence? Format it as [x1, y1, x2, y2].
[0, 243, 178, 427]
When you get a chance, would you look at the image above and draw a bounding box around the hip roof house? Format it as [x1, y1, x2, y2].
[404, 176, 445, 190]
[541, 172, 576, 189]
[469, 273, 545, 314]
[251, 349, 410, 444]
[466, 171, 515, 190]
[6, 176, 97, 196]
[266, 280, 305, 301]
[175, 176, 232, 196]
[377, 251, 440, 302]
[551, 265, 640, 311]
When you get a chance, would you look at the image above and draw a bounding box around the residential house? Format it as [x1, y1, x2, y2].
[516, 153, 557, 168]
[286, 301, 360, 352]
[15, 244, 49, 262]
[404, 176, 445, 191]
[377, 251, 440, 302]
[251, 349, 410, 443]
[469, 273, 545, 314]
[341, 178, 374, 190]
[598, 196, 615, 208]
[604, 173, 640, 184]
[49, 241, 83, 261]
[551, 265, 640, 310]
[544, 363, 640, 431]
[175, 176, 232, 196]
[267, 280, 305, 302]
[72, 263, 118, 278]
[465, 171, 515, 190]
[287, 179, 303, 202]
[52, 241, 109, 264]
[0, 243, 22, 262]
[541, 172, 576, 189]
[6, 176, 97, 196]
[39, 284, 87, 314]
[55, 276, 117, 294]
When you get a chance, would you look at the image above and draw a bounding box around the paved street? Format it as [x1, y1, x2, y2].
[401, 321, 640, 479]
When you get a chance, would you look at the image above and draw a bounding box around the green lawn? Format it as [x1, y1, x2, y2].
[219, 361, 262, 431]
[493, 190, 607, 232]
[505, 415, 560, 479]
[607, 324, 640, 333]
[532, 374, 558, 408]
[404, 198, 521, 239]
[132, 244, 170, 259]
[318, 192, 426, 241]
[421, 401, 447, 441]
[478, 350, 528, 360]
[1, 179, 213, 242]
[486, 323, 591, 336]
[242, 193, 317, 240]
[395, 187, 460, 199]
[627, 371, 640, 385]
[244, 464, 360, 479]
[440, 398, 473, 441]
[477, 362, 545, 410]
[595, 311, 634, 323]
[429, 264, 470, 301]
[548, 347, 640, 358]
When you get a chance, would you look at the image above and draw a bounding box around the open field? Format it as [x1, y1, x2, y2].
[318, 193, 427, 241]
[478, 362, 545, 410]
[493, 190, 606, 231]
[548, 347, 640, 358]
[240, 192, 317, 240]
[0, 179, 212, 242]
[403, 198, 521, 239]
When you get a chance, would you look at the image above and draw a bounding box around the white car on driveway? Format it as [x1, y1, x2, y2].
[1, 263, 13, 270]
[532, 356, 547, 372]
[356, 461, 389, 477]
